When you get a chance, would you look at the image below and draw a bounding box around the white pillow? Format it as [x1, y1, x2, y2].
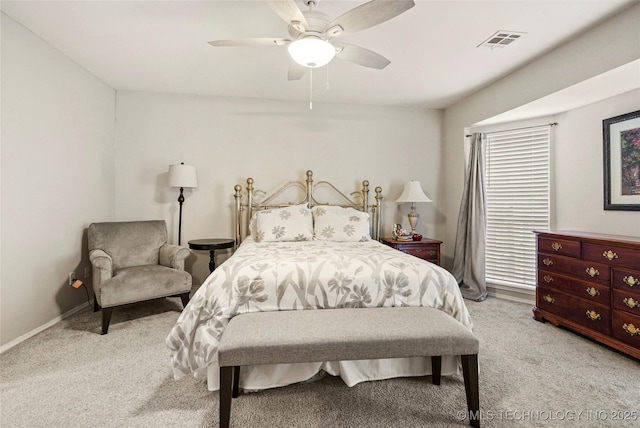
[312, 205, 371, 242]
[254, 205, 313, 242]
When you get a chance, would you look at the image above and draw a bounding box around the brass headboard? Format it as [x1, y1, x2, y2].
[234, 170, 382, 244]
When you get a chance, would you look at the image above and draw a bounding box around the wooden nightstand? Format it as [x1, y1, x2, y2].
[381, 237, 442, 266]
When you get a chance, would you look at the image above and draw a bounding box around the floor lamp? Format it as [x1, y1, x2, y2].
[168, 162, 198, 245]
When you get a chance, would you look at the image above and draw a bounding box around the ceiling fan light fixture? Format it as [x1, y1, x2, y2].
[288, 38, 335, 68]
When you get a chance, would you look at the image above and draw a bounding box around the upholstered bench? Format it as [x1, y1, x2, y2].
[218, 307, 480, 428]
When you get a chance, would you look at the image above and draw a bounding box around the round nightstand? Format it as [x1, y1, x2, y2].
[188, 238, 235, 273]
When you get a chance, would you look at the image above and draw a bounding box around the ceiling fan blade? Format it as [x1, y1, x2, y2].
[267, 0, 308, 31]
[208, 38, 291, 47]
[288, 61, 309, 81]
[333, 43, 390, 69]
[327, 0, 415, 35]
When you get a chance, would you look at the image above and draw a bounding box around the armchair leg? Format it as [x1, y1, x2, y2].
[101, 307, 114, 335]
[93, 293, 100, 312]
[180, 292, 190, 308]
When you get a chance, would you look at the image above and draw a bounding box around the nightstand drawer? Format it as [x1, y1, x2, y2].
[403, 246, 438, 261]
[381, 237, 441, 266]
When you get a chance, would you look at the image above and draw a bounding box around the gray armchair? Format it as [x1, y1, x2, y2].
[88, 220, 192, 334]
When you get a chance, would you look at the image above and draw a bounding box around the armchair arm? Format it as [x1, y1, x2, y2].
[159, 244, 190, 271]
[89, 249, 113, 289]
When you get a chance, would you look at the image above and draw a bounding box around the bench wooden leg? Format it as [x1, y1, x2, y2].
[220, 366, 233, 428]
[431, 356, 441, 385]
[232, 366, 241, 398]
[461, 354, 480, 428]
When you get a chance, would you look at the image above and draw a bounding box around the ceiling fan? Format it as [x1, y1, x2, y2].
[208, 0, 415, 81]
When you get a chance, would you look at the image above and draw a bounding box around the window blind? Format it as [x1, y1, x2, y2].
[485, 125, 551, 288]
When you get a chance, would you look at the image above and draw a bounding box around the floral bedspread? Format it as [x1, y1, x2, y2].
[166, 238, 472, 379]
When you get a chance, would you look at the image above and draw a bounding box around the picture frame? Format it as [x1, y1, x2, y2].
[603, 109, 640, 211]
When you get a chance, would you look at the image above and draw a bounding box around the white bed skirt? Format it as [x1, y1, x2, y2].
[206, 356, 460, 391]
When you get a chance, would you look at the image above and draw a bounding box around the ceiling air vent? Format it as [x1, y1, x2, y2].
[478, 30, 526, 49]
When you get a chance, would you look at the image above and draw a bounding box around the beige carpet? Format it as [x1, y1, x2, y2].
[1, 295, 638, 427]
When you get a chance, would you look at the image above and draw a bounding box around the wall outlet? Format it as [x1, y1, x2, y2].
[69, 271, 76, 286]
[84, 266, 92, 279]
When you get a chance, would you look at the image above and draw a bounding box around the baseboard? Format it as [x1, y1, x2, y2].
[0, 301, 91, 354]
[487, 283, 536, 305]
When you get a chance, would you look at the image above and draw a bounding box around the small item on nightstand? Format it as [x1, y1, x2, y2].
[393, 224, 412, 241]
[413, 234, 423, 241]
[392, 223, 402, 239]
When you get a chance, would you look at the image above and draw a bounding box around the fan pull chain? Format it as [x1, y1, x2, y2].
[309, 68, 313, 110]
[326, 63, 330, 91]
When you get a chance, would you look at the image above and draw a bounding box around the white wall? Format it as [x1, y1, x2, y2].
[0, 14, 116, 348]
[440, 3, 640, 268]
[554, 90, 640, 235]
[114, 91, 442, 284]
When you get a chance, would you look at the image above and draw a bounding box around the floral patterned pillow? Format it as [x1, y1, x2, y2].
[312, 205, 371, 242]
[254, 205, 313, 242]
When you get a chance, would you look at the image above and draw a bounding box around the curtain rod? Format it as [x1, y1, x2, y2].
[466, 122, 557, 137]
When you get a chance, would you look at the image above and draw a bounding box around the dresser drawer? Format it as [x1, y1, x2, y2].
[537, 286, 611, 335]
[537, 254, 610, 285]
[583, 242, 640, 270]
[537, 236, 580, 258]
[612, 310, 640, 348]
[612, 288, 640, 316]
[612, 267, 640, 291]
[537, 269, 610, 306]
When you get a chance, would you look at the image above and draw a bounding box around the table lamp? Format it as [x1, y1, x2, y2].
[395, 180, 432, 235]
[168, 162, 198, 245]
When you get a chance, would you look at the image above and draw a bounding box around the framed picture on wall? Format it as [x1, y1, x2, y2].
[603, 110, 640, 211]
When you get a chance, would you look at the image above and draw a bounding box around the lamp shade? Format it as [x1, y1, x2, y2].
[395, 181, 431, 203]
[168, 163, 198, 188]
[288, 37, 336, 68]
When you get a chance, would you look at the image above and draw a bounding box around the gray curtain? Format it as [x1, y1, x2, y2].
[452, 133, 487, 301]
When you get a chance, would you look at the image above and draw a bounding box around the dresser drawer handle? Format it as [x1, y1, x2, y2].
[623, 297, 639, 309]
[623, 275, 639, 287]
[585, 267, 599, 277]
[602, 250, 618, 260]
[429, 250, 436, 256]
[585, 310, 601, 321]
[542, 258, 553, 266]
[543, 275, 553, 283]
[542, 295, 554, 304]
[585, 287, 600, 297]
[623, 323, 640, 336]
[551, 242, 562, 251]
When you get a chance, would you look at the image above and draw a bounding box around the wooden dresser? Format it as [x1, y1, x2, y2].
[534, 231, 640, 359]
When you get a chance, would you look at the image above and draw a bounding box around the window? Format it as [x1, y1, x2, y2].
[484, 125, 551, 288]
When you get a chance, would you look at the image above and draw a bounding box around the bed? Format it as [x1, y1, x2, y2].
[166, 170, 472, 391]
